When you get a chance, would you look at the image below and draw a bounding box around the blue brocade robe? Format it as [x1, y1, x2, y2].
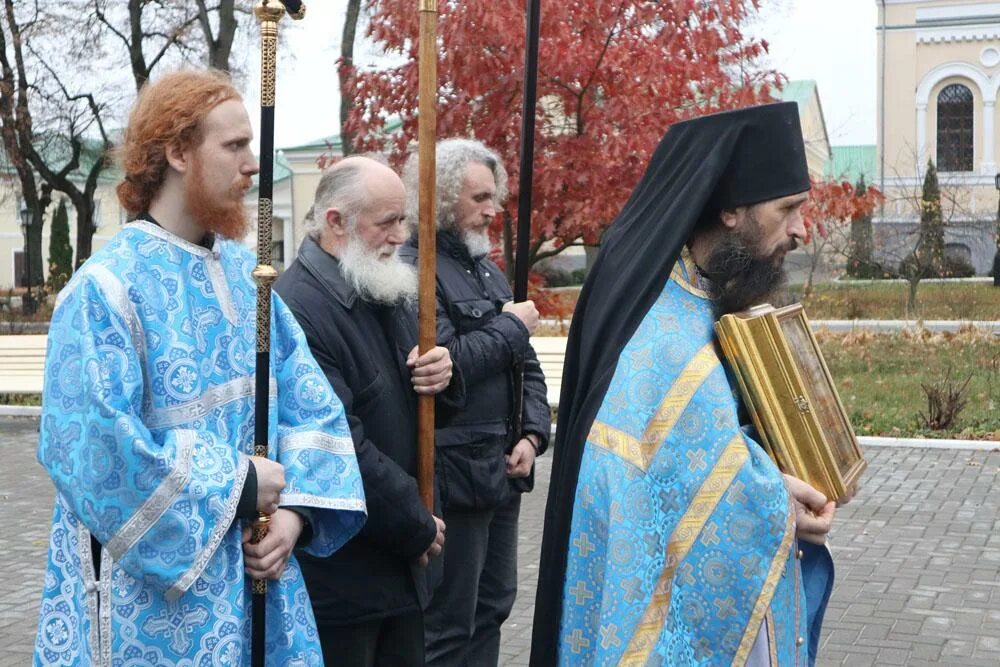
[558, 252, 833, 666]
[34, 222, 367, 666]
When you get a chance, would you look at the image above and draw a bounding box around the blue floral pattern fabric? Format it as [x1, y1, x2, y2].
[34, 222, 366, 666]
[557, 253, 830, 666]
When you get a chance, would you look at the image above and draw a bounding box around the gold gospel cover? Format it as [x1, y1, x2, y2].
[715, 303, 866, 503]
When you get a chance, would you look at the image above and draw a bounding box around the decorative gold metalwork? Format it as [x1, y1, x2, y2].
[253, 198, 276, 355]
[254, 1, 283, 107]
[419, 0, 437, 11]
[250, 511, 271, 595]
[715, 303, 866, 503]
[253, 0, 285, 26]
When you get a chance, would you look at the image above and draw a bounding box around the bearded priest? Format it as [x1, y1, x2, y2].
[531, 102, 844, 667]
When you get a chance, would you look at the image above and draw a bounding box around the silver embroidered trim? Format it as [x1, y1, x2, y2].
[128, 221, 213, 257]
[279, 431, 356, 457]
[166, 454, 249, 601]
[77, 520, 102, 664]
[99, 548, 113, 667]
[129, 221, 238, 324]
[205, 253, 238, 325]
[280, 493, 367, 514]
[145, 377, 278, 430]
[105, 430, 196, 560]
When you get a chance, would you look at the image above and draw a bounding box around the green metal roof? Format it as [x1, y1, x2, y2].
[281, 134, 344, 153]
[776, 80, 817, 107]
[280, 117, 405, 155]
[0, 134, 120, 183]
[251, 150, 292, 190]
[825, 145, 877, 184]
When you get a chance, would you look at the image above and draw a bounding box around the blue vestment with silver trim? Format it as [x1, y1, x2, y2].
[558, 253, 833, 666]
[34, 222, 367, 666]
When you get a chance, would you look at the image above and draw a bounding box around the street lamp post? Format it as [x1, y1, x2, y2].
[18, 200, 35, 315]
[994, 174, 1000, 286]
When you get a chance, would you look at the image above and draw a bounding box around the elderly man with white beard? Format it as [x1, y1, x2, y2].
[274, 155, 461, 667]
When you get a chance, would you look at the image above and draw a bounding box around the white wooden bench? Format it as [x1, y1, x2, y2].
[0, 334, 570, 409]
[0, 334, 47, 395]
[532, 336, 567, 409]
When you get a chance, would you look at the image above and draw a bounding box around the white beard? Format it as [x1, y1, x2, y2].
[339, 236, 418, 306]
[462, 228, 492, 258]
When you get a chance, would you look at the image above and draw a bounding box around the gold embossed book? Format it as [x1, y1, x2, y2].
[715, 303, 866, 503]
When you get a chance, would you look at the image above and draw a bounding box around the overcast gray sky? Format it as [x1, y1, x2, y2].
[753, 0, 878, 146]
[247, 0, 879, 150]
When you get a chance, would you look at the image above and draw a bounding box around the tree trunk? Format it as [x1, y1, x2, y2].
[804, 250, 821, 299]
[72, 196, 96, 269]
[127, 0, 151, 90]
[907, 278, 920, 319]
[994, 200, 999, 287]
[338, 0, 362, 156]
[26, 204, 46, 289]
[207, 0, 236, 71]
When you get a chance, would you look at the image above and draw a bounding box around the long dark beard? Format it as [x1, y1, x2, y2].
[701, 223, 789, 318]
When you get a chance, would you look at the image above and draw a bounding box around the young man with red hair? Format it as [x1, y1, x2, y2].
[34, 69, 366, 666]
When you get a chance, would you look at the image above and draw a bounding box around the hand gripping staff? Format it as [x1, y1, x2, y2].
[250, 2, 304, 666]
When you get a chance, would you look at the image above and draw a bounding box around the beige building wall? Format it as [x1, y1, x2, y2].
[876, 0, 999, 272]
[283, 147, 328, 254]
[879, 1, 1000, 193]
[799, 87, 833, 179]
[0, 178, 122, 291]
[0, 161, 299, 291]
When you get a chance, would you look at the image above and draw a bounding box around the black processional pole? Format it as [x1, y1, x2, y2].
[514, 0, 541, 303]
[510, 0, 541, 462]
[250, 2, 304, 666]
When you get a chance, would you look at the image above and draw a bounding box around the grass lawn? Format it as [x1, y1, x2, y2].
[540, 281, 1000, 322]
[534, 328, 998, 441]
[789, 281, 1000, 321]
[818, 329, 999, 440]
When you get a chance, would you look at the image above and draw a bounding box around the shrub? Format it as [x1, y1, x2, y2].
[941, 255, 976, 278]
[541, 267, 588, 287]
[48, 199, 73, 292]
[916, 367, 971, 430]
[541, 268, 573, 287]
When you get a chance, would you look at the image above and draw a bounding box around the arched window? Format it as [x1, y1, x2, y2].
[936, 83, 974, 172]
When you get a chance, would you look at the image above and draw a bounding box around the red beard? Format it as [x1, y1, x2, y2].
[185, 157, 253, 241]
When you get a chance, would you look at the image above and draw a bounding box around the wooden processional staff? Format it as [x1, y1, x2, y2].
[416, 0, 438, 511]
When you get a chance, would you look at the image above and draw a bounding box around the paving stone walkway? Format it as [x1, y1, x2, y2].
[1, 417, 997, 666]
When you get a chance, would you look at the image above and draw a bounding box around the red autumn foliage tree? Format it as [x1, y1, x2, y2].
[798, 178, 883, 295]
[802, 179, 882, 242]
[346, 0, 783, 277]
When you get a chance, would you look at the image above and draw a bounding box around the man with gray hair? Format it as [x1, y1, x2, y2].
[399, 138, 550, 665]
[274, 155, 459, 666]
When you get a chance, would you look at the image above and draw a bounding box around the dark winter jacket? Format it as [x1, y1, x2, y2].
[399, 231, 550, 510]
[274, 235, 462, 625]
